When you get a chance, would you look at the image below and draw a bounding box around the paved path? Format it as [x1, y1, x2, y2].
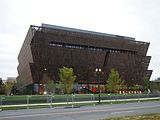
[0, 101, 160, 120]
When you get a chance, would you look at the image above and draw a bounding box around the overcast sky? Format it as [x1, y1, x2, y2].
[0, 0, 159, 80]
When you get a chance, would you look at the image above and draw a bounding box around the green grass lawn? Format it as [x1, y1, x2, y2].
[102, 113, 160, 120]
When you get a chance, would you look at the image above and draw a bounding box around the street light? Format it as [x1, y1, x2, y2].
[39, 67, 47, 94]
[95, 68, 102, 104]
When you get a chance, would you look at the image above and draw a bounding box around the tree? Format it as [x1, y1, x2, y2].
[105, 68, 125, 93]
[150, 82, 159, 93]
[15, 80, 25, 95]
[142, 77, 150, 93]
[41, 72, 56, 95]
[0, 78, 5, 94]
[45, 80, 55, 95]
[0, 78, 3, 85]
[5, 81, 16, 95]
[130, 84, 141, 91]
[58, 66, 76, 94]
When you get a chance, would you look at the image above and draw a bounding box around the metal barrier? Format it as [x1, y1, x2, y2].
[0, 93, 160, 110]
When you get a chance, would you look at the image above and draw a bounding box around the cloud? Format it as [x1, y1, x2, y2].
[0, 0, 159, 80]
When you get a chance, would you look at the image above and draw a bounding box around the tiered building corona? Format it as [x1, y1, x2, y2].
[17, 24, 152, 94]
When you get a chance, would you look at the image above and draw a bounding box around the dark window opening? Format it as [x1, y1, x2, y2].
[49, 41, 136, 54]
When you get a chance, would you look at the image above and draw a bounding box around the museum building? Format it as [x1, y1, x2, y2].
[17, 23, 152, 94]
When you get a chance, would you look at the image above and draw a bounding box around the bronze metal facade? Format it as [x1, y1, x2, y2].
[17, 24, 152, 93]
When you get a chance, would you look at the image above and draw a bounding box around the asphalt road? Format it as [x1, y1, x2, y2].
[0, 101, 160, 120]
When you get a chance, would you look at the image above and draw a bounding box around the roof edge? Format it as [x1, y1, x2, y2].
[41, 23, 135, 41]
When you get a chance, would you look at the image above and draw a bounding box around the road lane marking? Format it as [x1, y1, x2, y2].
[110, 110, 134, 115]
[0, 104, 160, 119]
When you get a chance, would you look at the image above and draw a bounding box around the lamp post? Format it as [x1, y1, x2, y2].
[40, 67, 47, 94]
[95, 68, 101, 104]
